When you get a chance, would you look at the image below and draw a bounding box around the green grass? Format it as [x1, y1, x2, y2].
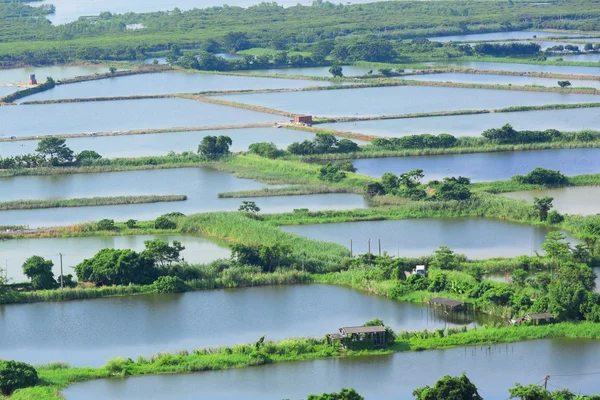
[0, 195, 187, 210]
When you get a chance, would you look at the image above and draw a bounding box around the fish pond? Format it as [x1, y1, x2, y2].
[428, 60, 600, 76]
[0, 64, 113, 84]
[282, 218, 577, 259]
[0, 235, 230, 284]
[322, 106, 600, 137]
[63, 338, 600, 400]
[352, 148, 600, 182]
[249, 65, 378, 77]
[502, 186, 600, 215]
[0, 168, 369, 227]
[0, 98, 280, 138]
[21, 72, 341, 102]
[427, 30, 585, 42]
[216, 85, 600, 117]
[0, 127, 356, 158]
[0, 284, 491, 366]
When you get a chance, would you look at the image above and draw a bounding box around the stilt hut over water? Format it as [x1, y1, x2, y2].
[429, 297, 465, 311]
[327, 325, 387, 349]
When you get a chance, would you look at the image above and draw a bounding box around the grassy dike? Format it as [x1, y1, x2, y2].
[0, 195, 187, 211]
[9, 322, 600, 400]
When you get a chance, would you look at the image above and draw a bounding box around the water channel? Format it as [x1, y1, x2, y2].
[323, 106, 600, 137]
[427, 60, 600, 76]
[217, 85, 600, 117]
[63, 338, 600, 400]
[427, 30, 586, 42]
[0, 235, 230, 283]
[282, 218, 577, 259]
[0, 98, 280, 138]
[0, 168, 369, 227]
[0, 284, 490, 366]
[352, 148, 600, 182]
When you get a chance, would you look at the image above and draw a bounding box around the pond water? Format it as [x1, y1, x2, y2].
[63, 338, 600, 400]
[323, 106, 600, 137]
[0, 168, 369, 227]
[282, 218, 577, 259]
[0, 64, 112, 84]
[250, 65, 378, 77]
[502, 186, 600, 215]
[428, 30, 586, 42]
[399, 72, 600, 89]
[0, 235, 230, 284]
[549, 54, 600, 62]
[353, 148, 600, 182]
[216, 85, 600, 117]
[0, 127, 351, 158]
[428, 61, 600, 76]
[0, 86, 18, 96]
[0, 98, 280, 138]
[0, 284, 490, 366]
[21, 72, 340, 101]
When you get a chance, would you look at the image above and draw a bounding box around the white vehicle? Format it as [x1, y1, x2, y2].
[413, 265, 427, 277]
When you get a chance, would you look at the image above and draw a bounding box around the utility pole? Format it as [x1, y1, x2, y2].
[543, 375, 550, 390]
[378, 239, 381, 256]
[350, 239, 353, 258]
[59, 253, 64, 290]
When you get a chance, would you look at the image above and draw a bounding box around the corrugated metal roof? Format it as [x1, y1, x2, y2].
[429, 297, 464, 308]
[341, 326, 386, 334]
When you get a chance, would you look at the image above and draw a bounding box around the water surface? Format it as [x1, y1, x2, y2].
[63, 339, 600, 400]
[428, 31, 585, 42]
[429, 61, 600, 76]
[0, 235, 230, 283]
[250, 65, 377, 77]
[0, 127, 332, 158]
[399, 72, 600, 89]
[323, 107, 600, 137]
[502, 186, 600, 215]
[0, 98, 280, 138]
[0, 284, 487, 366]
[0, 168, 368, 227]
[353, 148, 600, 182]
[217, 86, 600, 117]
[549, 54, 600, 62]
[282, 218, 576, 258]
[22, 72, 338, 101]
[0, 65, 112, 84]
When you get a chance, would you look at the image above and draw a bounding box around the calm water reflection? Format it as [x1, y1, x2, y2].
[323, 107, 600, 137]
[0, 168, 369, 227]
[250, 65, 377, 77]
[428, 31, 585, 42]
[63, 339, 600, 400]
[0, 98, 280, 138]
[399, 72, 600, 89]
[0, 284, 489, 366]
[0, 127, 324, 158]
[22, 72, 339, 101]
[282, 218, 577, 258]
[428, 60, 600, 76]
[0, 65, 112, 83]
[353, 148, 600, 182]
[502, 186, 600, 215]
[0, 235, 230, 283]
[217, 85, 600, 117]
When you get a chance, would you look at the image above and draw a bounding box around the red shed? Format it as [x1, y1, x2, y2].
[294, 115, 312, 125]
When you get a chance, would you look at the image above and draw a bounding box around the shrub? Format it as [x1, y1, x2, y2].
[125, 219, 137, 229]
[154, 216, 177, 229]
[0, 360, 38, 395]
[153, 276, 188, 293]
[547, 210, 565, 224]
[105, 357, 129, 374]
[96, 219, 115, 230]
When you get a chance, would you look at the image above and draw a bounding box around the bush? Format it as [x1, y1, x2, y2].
[512, 168, 568, 185]
[547, 210, 565, 224]
[153, 276, 188, 293]
[96, 219, 115, 230]
[154, 216, 177, 229]
[0, 360, 38, 395]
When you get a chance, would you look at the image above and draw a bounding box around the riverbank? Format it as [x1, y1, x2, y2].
[0, 195, 187, 211]
[9, 322, 600, 400]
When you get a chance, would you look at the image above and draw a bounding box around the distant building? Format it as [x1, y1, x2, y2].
[293, 115, 312, 125]
[29, 74, 37, 85]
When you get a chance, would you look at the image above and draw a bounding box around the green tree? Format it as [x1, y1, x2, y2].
[557, 80, 571, 88]
[259, 242, 292, 272]
[329, 64, 343, 77]
[313, 133, 338, 153]
[542, 231, 571, 266]
[154, 216, 177, 229]
[430, 246, 458, 270]
[511, 268, 528, 286]
[319, 162, 346, 183]
[288, 140, 315, 155]
[433, 177, 472, 201]
[335, 139, 359, 153]
[35, 137, 74, 166]
[509, 383, 553, 400]
[76, 150, 102, 164]
[223, 32, 250, 51]
[75, 248, 156, 286]
[248, 142, 282, 158]
[413, 374, 482, 400]
[125, 219, 137, 229]
[96, 219, 115, 230]
[533, 196, 554, 221]
[239, 200, 260, 213]
[152, 276, 187, 293]
[109, 66, 117, 74]
[142, 239, 185, 267]
[381, 172, 400, 194]
[482, 123, 519, 144]
[0, 360, 38, 395]
[22, 256, 56, 290]
[198, 135, 232, 158]
[307, 388, 364, 400]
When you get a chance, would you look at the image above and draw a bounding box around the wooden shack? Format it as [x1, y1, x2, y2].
[510, 312, 554, 325]
[429, 297, 465, 311]
[28, 74, 37, 85]
[328, 325, 387, 349]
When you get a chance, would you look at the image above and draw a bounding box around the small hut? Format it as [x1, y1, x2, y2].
[328, 325, 387, 349]
[510, 312, 554, 325]
[429, 297, 465, 311]
[28, 74, 37, 85]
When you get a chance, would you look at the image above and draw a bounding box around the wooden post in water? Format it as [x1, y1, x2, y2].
[350, 240, 353, 257]
[378, 239, 381, 256]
